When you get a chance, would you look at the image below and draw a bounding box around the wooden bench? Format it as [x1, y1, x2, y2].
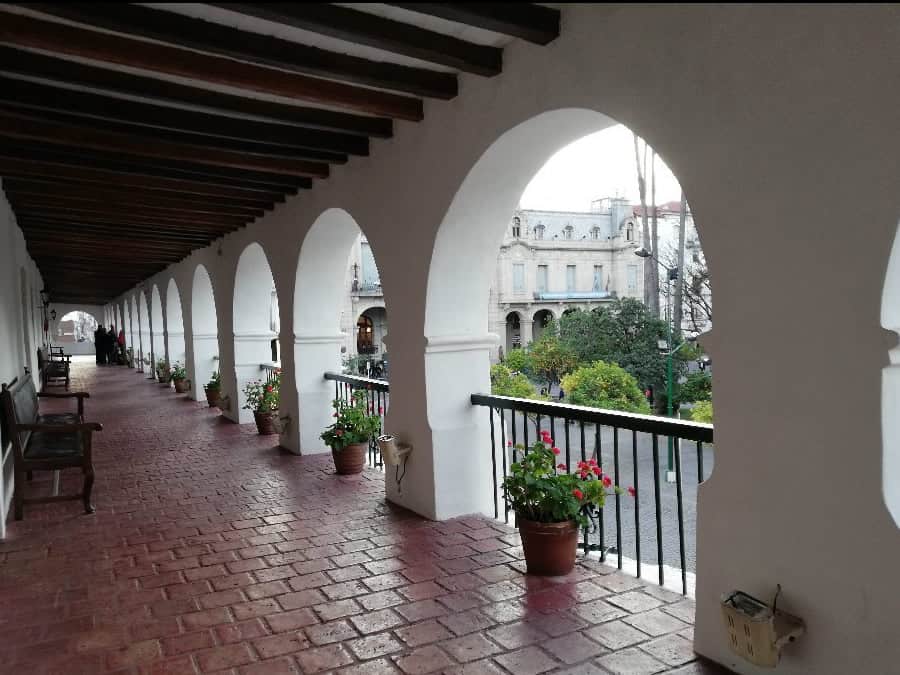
[37, 346, 72, 390]
[0, 373, 101, 520]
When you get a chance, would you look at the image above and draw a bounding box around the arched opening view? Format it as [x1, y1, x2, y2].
[232, 243, 280, 425]
[293, 209, 388, 455]
[150, 284, 165, 379]
[881, 217, 900, 528]
[56, 311, 98, 344]
[426, 115, 713, 594]
[165, 279, 186, 371]
[139, 291, 151, 374]
[191, 264, 219, 404]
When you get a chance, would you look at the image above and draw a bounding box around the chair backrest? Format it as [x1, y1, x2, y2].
[0, 374, 38, 453]
[36, 347, 46, 371]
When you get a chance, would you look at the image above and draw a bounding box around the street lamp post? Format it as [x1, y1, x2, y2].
[636, 247, 692, 483]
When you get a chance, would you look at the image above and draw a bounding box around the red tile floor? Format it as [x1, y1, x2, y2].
[0, 361, 731, 675]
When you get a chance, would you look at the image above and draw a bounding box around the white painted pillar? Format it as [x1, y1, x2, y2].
[389, 334, 498, 520]
[290, 333, 345, 456]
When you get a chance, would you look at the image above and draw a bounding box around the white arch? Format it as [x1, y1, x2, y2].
[165, 278, 186, 368]
[123, 300, 132, 355]
[881, 219, 900, 527]
[150, 284, 165, 375]
[233, 243, 278, 424]
[138, 291, 151, 371]
[191, 264, 219, 403]
[292, 209, 376, 453]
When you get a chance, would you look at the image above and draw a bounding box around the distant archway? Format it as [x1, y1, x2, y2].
[504, 311, 522, 354]
[150, 285, 165, 376]
[233, 243, 279, 424]
[139, 291, 151, 372]
[191, 265, 219, 403]
[532, 308, 554, 342]
[165, 279, 186, 368]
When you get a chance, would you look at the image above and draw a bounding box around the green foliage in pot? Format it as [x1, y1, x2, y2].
[242, 370, 280, 413]
[321, 390, 382, 451]
[169, 362, 187, 381]
[206, 370, 221, 390]
[502, 431, 631, 527]
[156, 358, 169, 379]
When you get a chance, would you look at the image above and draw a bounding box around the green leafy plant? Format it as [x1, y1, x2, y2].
[502, 430, 632, 526]
[490, 364, 542, 399]
[169, 361, 187, 381]
[321, 390, 382, 451]
[156, 358, 169, 379]
[561, 361, 651, 414]
[528, 324, 579, 388]
[677, 371, 711, 405]
[242, 371, 280, 413]
[502, 348, 530, 375]
[206, 370, 221, 390]
[690, 399, 713, 423]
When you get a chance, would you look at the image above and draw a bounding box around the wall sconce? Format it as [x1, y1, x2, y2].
[39, 289, 50, 307]
[50, 309, 57, 321]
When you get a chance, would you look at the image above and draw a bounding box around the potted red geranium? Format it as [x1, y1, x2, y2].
[242, 371, 281, 435]
[321, 391, 382, 475]
[503, 430, 634, 576]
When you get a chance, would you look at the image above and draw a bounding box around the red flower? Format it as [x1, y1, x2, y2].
[266, 386, 273, 392]
[580, 471, 588, 479]
[335, 429, 344, 436]
[588, 458, 598, 466]
[627, 486, 636, 497]
[572, 489, 583, 500]
[332, 412, 338, 417]
[557, 463, 567, 470]
[552, 447, 561, 456]
[378, 407, 384, 414]
[592, 466, 601, 476]
[602, 476, 612, 487]
[507, 440, 513, 447]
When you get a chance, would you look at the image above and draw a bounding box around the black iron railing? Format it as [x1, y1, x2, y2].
[470, 393, 714, 595]
[323, 372, 389, 468]
[260, 362, 280, 385]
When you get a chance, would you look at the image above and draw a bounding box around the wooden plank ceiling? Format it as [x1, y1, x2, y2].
[0, 3, 560, 305]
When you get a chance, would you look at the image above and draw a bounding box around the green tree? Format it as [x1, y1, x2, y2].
[502, 348, 530, 375]
[561, 361, 651, 414]
[528, 324, 578, 388]
[690, 400, 713, 423]
[558, 299, 685, 400]
[490, 364, 539, 399]
[677, 371, 712, 405]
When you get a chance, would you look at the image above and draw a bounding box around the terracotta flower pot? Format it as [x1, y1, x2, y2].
[173, 378, 190, 394]
[204, 386, 221, 408]
[518, 517, 579, 576]
[159, 379, 171, 388]
[254, 411, 279, 435]
[332, 442, 367, 475]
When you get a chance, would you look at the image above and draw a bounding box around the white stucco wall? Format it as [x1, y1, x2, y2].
[100, 6, 900, 674]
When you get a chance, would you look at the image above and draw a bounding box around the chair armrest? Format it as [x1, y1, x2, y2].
[15, 422, 103, 433]
[37, 392, 89, 399]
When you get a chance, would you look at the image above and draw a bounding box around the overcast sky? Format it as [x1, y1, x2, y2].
[520, 125, 683, 212]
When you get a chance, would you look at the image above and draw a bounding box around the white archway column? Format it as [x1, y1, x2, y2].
[520, 317, 533, 348]
[388, 334, 498, 520]
[232, 331, 276, 424]
[291, 333, 345, 456]
[191, 333, 219, 403]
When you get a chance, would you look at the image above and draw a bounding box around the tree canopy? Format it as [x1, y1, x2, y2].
[561, 361, 650, 414]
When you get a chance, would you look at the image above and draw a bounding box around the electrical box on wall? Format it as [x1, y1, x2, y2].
[721, 587, 805, 668]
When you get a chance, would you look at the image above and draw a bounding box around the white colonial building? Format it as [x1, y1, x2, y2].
[339, 235, 388, 367]
[490, 198, 644, 356]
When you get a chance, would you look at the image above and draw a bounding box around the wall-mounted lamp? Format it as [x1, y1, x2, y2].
[39, 289, 50, 307]
[49, 309, 57, 321]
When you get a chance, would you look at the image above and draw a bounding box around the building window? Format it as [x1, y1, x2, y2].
[537, 265, 548, 293]
[513, 263, 525, 292]
[564, 225, 574, 240]
[534, 224, 544, 240]
[591, 227, 600, 240]
[627, 264, 638, 292]
[512, 216, 521, 238]
[593, 265, 603, 292]
[566, 265, 576, 292]
[626, 222, 634, 242]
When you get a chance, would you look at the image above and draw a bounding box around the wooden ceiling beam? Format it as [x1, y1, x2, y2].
[19, 213, 237, 235]
[0, 141, 307, 193]
[213, 3, 502, 76]
[0, 12, 423, 121]
[0, 47, 393, 138]
[0, 78, 368, 155]
[386, 4, 560, 45]
[2, 178, 277, 211]
[22, 222, 216, 244]
[6, 190, 264, 220]
[0, 110, 331, 177]
[0, 157, 290, 200]
[13, 203, 250, 228]
[19, 2, 457, 100]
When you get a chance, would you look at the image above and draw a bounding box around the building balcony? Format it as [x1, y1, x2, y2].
[533, 291, 616, 301]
